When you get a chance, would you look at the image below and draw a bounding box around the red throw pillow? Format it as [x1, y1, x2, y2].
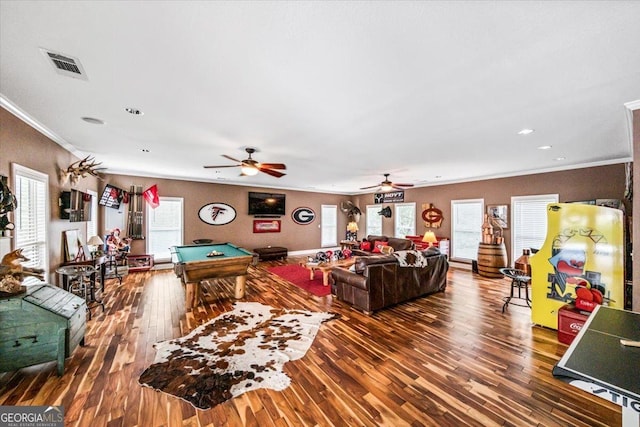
[372, 241, 388, 253]
[360, 241, 372, 251]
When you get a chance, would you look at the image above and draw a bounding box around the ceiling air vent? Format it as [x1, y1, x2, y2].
[40, 48, 88, 80]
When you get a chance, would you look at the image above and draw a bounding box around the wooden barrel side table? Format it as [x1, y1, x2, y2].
[477, 242, 508, 278]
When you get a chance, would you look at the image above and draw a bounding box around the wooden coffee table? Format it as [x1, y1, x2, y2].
[300, 258, 356, 286]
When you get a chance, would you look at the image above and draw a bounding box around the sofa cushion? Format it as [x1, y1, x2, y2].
[354, 254, 396, 274]
[366, 235, 388, 244]
[372, 241, 388, 253]
[422, 247, 442, 257]
[387, 237, 413, 251]
[360, 241, 372, 251]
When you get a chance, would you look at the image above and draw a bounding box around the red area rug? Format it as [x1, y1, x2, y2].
[267, 265, 332, 297]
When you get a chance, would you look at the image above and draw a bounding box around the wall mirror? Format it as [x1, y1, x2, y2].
[60, 190, 93, 222]
[63, 229, 84, 262]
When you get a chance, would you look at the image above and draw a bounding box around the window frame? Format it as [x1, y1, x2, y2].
[394, 202, 416, 238]
[11, 163, 49, 281]
[365, 205, 382, 237]
[450, 198, 484, 262]
[85, 189, 98, 240]
[320, 204, 338, 247]
[511, 194, 559, 263]
[146, 196, 184, 262]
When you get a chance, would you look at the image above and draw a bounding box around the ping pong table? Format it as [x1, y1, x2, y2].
[553, 305, 640, 427]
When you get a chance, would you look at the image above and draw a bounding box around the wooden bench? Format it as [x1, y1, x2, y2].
[253, 246, 288, 261]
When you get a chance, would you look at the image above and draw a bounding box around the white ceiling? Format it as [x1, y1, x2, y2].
[1, 1, 639, 194]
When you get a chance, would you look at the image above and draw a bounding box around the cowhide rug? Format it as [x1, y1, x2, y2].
[138, 302, 336, 409]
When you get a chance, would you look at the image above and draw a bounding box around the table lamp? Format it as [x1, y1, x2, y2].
[87, 235, 104, 257]
[422, 230, 438, 247]
[346, 221, 359, 241]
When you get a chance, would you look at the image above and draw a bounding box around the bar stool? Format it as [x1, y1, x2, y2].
[499, 267, 531, 313]
[56, 264, 105, 319]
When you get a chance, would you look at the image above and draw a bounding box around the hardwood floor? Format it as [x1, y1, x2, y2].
[0, 258, 621, 427]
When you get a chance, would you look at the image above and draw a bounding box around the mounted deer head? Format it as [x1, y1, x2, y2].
[340, 201, 362, 223]
[60, 156, 104, 186]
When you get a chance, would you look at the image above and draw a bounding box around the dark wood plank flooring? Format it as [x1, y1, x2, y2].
[0, 257, 621, 426]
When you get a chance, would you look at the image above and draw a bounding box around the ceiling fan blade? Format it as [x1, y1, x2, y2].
[258, 163, 287, 170]
[393, 183, 414, 188]
[258, 167, 285, 178]
[359, 184, 380, 190]
[204, 164, 239, 169]
[221, 154, 242, 163]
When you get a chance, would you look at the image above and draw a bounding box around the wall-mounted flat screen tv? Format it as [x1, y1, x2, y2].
[248, 192, 286, 216]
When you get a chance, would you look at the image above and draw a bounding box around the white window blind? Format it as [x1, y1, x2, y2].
[511, 194, 558, 263]
[366, 205, 382, 236]
[12, 164, 48, 280]
[321, 205, 337, 247]
[394, 202, 416, 237]
[86, 189, 98, 239]
[451, 199, 483, 261]
[147, 197, 183, 262]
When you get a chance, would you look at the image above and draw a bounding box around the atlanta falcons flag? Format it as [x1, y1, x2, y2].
[143, 184, 160, 209]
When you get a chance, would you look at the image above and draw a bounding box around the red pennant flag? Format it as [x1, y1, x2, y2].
[143, 184, 160, 209]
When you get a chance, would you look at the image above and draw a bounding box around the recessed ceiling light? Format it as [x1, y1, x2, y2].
[517, 128, 535, 135]
[125, 107, 144, 116]
[434, 175, 442, 179]
[537, 145, 552, 150]
[81, 117, 105, 125]
[554, 156, 566, 161]
[140, 148, 150, 153]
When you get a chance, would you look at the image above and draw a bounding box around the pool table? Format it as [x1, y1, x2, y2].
[171, 243, 255, 310]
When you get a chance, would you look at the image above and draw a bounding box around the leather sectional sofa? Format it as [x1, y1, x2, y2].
[330, 246, 448, 314]
[350, 234, 414, 257]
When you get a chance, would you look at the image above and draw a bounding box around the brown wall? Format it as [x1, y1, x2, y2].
[1, 106, 631, 302]
[353, 164, 627, 264]
[0, 108, 100, 284]
[103, 174, 350, 255]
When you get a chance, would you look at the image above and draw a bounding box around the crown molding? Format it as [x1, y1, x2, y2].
[624, 99, 640, 111]
[0, 94, 80, 155]
[624, 99, 640, 156]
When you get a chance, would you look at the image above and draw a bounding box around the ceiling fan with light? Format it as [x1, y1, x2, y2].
[360, 173, 414, 192]
[204, 147, 287, 178]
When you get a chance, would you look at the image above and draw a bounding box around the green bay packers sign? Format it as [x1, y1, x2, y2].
[292, 207, 315, 225]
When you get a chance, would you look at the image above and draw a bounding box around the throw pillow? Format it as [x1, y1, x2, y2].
[380, 245, 394, 255]
[372, 241, 388, 253]
[360, 241, 372, 251]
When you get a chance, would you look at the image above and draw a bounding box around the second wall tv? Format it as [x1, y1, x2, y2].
[248, 192, 285, 216]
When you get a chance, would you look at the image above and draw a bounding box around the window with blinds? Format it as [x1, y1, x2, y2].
[511, 194, 558, 262]
[320, 205, 337, 247]
[451, 199, 483, 261]
[12, 164, 49, 280]
[147, 197, 183, 262]
[86, 189, 98, 239]
[394, 202, 416, 237]
[366, 205, 382, 236]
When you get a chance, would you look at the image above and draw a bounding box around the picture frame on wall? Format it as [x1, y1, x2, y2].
[253, 219, 281, 233]
[487, 204, 508, 229]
